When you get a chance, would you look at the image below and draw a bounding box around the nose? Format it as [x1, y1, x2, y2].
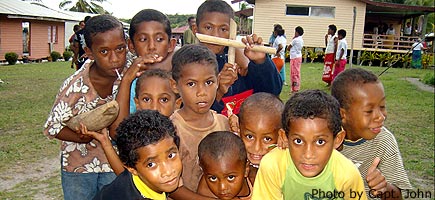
[150, 101, 159, 111]
[148, 39, 156, 51]
[160, 161, 174, 178]
[218, 181, 228, 193]
[374, 109, 386, 122]
[253, 139, 261, 152]
[196, 84, 206, 97]
[109, 51, 119, 63]
[303, 144, 315, 160]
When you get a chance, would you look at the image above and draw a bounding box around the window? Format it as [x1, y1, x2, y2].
[286, 5, 335, 18]
[48, 25, 58, 43]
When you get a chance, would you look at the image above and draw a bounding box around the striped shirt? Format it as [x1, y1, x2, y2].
[340, 127, 412, 199]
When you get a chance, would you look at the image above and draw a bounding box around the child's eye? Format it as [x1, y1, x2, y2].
[227, 175, 235, 181]
[220, 27, 228, 32]
[139, 37, 147, 42]
[205, 25, 212, 31]
[208, 176, 217, 182]
[205, 80, 214, 85]
[187, 82, 195, 87]
[116, 46, 125, 52]
[316, 139, 325, 146]
[147, 162, 156, 168]
[293, 138, 303, 145]
[168, 152, 177, 159]
[160, 97, 169, 103]
[245, 134, 254, 140]
[263, 137, 272, 142]
[156, 37, 164, 42]
[142, 97, 151, 103]
[100, 49, 108, 54]
[364, 110, 373, 114]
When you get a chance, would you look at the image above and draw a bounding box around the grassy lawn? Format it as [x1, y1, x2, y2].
[0, 61, 433, 198]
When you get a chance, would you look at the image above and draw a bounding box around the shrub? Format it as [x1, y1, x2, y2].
[5, 52, 18, 65]
[422, 73, 434, 86]
[50, 51, 61, 62]
[63, 50, 73, 61]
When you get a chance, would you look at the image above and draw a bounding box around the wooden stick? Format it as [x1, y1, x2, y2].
[196, 33, 276, 55]
[228, 19, 237, 64]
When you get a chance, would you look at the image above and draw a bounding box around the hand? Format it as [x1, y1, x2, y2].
[80, 123, 112, 147]
[366, 157, 388, 196]
[277, 131, 289, 149]
[241, 34, 266, 64]
[125, 54, 163, 81]
[216, 63, 238, 101]
[228, 114, 240, 134]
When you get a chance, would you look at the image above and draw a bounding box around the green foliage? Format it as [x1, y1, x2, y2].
[167, 14, 194, 29]
[50, 51, 61, 62]
[422, 53, 434, 69]
[63, 50, 73, 61]
[422, 73, 435, 86]
[58, 0, 109, 14]
[306, 48, 324, 63]
[5, 52, 18, 65]
[399, 53, 411, 68]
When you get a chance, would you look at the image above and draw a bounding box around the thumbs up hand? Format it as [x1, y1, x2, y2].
[366, 157, 387, 196]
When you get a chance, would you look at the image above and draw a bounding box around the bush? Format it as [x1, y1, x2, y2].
[50, 51, 61, 62]
[5, 52, 18, 65]
[63, 50, 73, 61]
[422, 73, 435, 86]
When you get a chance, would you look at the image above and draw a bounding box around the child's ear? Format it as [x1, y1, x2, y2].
[339, 108, 347, 125]
[84, 46, 94, 60]
[127, 38, 136, 55]
[333, 128, 346, 150]
[170, 78, 179, 93]
[244, 161, 250, 177]
[126, 165, 138, 176]
[134, 97, 139, 108]
[168, 38, 177, 53]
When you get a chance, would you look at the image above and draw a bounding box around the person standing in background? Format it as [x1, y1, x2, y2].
[183, 17, 198, 45]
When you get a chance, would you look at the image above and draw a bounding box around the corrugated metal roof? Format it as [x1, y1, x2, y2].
[0, 0, 83, 21]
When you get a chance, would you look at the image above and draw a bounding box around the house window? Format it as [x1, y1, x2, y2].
[48, 25, 58, 43]
[22, 22, 30, 55]
[286, 5, 335, 18]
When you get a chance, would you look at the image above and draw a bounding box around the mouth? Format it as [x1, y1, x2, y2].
[162, 176, 178, 186]
[197, 101, 209, 108]
[217, 193, 233, 199]
[300, 163, 317, 171]
[248, 153, 264, 162]
[370, 126, 383, 134]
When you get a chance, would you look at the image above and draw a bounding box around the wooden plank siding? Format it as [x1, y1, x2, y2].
[252, 0, 366, 49]
[0, 15, 65, 60]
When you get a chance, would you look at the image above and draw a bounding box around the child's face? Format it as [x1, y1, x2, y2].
[174, 63, 218, 114]
[128, 21, 175, 61]
[240, 113, 280, 165]
[127, 136, 182, 193]
[134, 76, 177, 117]
[341, 82, 386, 141]
[338, 35, 344, 40]
[200, 155, 247, 200]
[288, 117, 339, 178]
[197, 12, 230, 54]
[85, 28, 127, 77]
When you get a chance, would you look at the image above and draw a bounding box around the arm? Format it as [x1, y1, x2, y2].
[252, 154, 283, 200]
[169, 186, 216, 200]
[55, 126, 93, 143]
[276, 43, 283, 56]
[215, 63, 238, 102]
[81, 125, 124, 175]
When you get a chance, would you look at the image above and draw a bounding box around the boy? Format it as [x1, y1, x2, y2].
[238, 92, 284, 184]
[252, 90, 367, 200]
[196, 0, 283, 116]
[331, 68, 412, 199]
[286, 26, 304, 93]
[43, 15, 127, 199]
[197, 131, 252, 200]
[333, 29, 348, 81]
[94, 110, 182, 199]
[322, 24, 337, 86]
[169, 44, 230, 194]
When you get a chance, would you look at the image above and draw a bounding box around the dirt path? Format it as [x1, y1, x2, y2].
[405, 78, 434, 93]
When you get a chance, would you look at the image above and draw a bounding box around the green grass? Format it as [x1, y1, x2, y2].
[0, 61, 433, 198]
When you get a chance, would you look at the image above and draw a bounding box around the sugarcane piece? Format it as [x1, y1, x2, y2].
[228, 19, 237, 65]
[66, 100, 119, 132]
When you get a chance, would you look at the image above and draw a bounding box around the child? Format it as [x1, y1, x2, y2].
[197, 131, 252, 200]
[169, 44, 230, 195]
[252, 90, 367, 200]
[238, 92, 284, 184]
[322, 24, 337, 86]
[93, 110, 182, 199]
[331, 68, 412, 199]
[286, 26, 304, 93]
[196, 0, 283, 116]
[43, 15, 127, 199]
[272, 24, 286, 85]
[333, 29, 348, 81]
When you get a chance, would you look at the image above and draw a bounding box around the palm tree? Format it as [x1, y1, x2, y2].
[58, 0, 109, 14]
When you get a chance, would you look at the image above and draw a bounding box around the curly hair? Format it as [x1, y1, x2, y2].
[128, 9, 171, 42]
[115, 110, 179, 168]
[84, 14, 124, 49]
[196, 0, 234, 27]
[239, 92, 283, 126]
[198, 131, 247, 165]
[331, 68, 379, 109]
[135, 69, 173, 98]
[171, 44, 218, 82]
[282, 90, 341, 137]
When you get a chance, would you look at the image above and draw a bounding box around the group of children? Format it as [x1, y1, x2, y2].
[322, 24, 349, 86]
[43, 0, 411, 199]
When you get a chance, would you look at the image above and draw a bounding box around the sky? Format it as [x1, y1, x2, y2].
[40, 0, 241, 19]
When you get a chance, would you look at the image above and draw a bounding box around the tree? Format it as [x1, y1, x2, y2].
[58, 0, 110, 14]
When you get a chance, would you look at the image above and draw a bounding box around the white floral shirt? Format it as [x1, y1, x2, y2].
[43, 61, 122, 173]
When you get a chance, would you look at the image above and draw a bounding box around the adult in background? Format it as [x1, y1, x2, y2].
[411, 38, 426, 69]
[272, 24, 287, 86]
[69, 24, 81, 69]
[183, 16, 198, 45]
[73, 16, 91, 70]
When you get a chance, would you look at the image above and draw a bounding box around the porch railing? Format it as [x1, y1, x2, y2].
[363, 34, 420, 51]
